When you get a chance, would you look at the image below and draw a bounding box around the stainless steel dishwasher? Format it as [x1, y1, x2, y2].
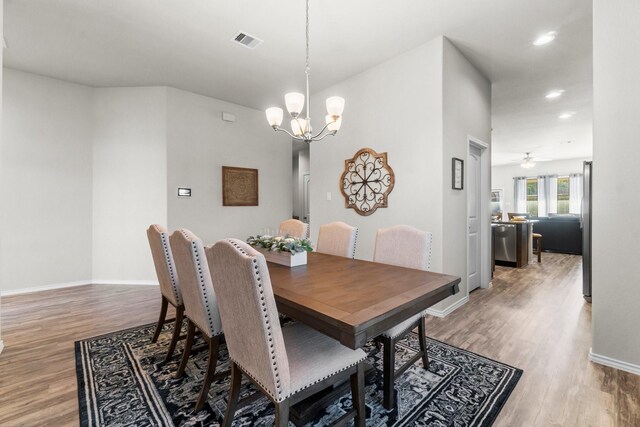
[493, 224, 517, 263]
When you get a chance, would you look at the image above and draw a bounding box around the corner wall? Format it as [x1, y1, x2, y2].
[439, 38, 492, 310]
[308, 36, 491, 314]
[309, 37, 445, 268]
[1, 69, 94, 292]
[591, 0, 640, 372]
[165, 87, 291, 245]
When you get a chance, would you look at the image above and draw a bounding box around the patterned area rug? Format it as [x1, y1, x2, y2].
[75, 322, 521, 427]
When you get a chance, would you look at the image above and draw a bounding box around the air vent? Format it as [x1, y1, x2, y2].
[232, 31, 263, 49]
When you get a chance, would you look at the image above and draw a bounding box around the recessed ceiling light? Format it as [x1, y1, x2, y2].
[558, 112, 575, 119]
[533, 31, 557, 46]
[546, 90, 565, 99]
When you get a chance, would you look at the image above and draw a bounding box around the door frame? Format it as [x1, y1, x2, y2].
[467, 136, 491, 289]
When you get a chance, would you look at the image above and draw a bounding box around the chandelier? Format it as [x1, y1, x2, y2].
[265, 0, 344, 144]
[520, 153, 536, 169]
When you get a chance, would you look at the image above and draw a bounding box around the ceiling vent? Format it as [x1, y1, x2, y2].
[232, 31, 263, 49]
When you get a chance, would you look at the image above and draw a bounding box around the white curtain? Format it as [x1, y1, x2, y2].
[537, 177, 547, 217]
[514, 177, 527, 213]
[548, 176, 558, 214]
[570, 173, 583, 214]
[537, 175, 558, 217]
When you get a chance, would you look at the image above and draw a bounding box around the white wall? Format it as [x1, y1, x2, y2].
[492, 157, 590, 219]
[309, 38, 444, 267]
[591, 1, 640, 371]
[440, 38, 492, 309]
[166, 87, 291, 245]
[1, 69, 94, 292]
[92, 87, 168, 283]
[309, 36, 491, 313]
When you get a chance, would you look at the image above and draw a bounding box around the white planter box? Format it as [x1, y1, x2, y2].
[254, 247, 308, 267]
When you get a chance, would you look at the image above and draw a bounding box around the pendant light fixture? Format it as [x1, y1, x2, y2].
[265, 0, 344, 143]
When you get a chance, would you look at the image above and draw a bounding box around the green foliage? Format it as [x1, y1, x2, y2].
[247, 234, 313, 255]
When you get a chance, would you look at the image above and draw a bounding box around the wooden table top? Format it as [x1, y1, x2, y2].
[268, 252, 461, 349]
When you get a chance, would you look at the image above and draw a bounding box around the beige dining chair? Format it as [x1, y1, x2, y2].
[146, 224, 185, 364]
[373, 224, 433, 409]
[169, 228, 226, 412]
[316, 221, 358, 258]
[279, 219, 309, 239]
[207, 239, 367, 427]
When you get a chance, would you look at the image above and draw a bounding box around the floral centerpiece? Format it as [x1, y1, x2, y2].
[247, 235, 313, 254]
[246, 234, 313, 267]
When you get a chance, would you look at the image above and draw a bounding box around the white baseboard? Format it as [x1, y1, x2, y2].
[91, 280, 158, 286]
[425, 295, 469, 318]
[589, 349, 640, 376]
[1, 280, 93, 296]
[0, 340, 4, 355]
[1, 279, 158, 296]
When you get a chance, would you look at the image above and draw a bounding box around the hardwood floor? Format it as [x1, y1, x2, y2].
[427, 253, 640, 426]
[0, 253, 638, 426]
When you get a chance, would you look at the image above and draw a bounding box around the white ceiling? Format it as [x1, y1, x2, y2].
[4, 0, 592, 164]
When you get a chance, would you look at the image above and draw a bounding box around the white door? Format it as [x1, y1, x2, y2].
[468, 146, 482, 292]
[302, 174, 311, 223]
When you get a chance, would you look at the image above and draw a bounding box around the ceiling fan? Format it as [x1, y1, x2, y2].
[510, 152, 552, 169]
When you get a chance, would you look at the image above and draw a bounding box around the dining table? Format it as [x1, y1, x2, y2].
[266, 251, 461, 423]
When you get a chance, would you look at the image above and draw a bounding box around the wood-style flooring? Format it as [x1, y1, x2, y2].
[0, 253, 638, 426]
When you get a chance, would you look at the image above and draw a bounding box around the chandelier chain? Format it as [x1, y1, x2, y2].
[305, 0, 310, 74]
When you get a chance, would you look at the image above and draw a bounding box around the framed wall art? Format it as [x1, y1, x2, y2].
[222, 166, 259, 206]
[452, 157, 464, 190]
[340, 147, 395, 216]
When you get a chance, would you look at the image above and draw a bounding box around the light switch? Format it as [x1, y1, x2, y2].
[326, 192, 332, 201]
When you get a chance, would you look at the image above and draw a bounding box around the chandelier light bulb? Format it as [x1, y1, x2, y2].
[285, 92, 305, 117]
[326, 96, 345, 116]
[291, 119, 305, 136]
[325, 114, 342, 132]
[265, 107, 284, 127]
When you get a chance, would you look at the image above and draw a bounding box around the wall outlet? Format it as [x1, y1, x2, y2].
[326, 192, 332, 201]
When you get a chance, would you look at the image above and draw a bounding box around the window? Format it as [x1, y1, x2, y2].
[557, 176, 570, 214]
[526, 178, 538, 217]
[522, 176, 572, 217]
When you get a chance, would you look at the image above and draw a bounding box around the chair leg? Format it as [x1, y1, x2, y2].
[538, 237, 542, 263]
[163, 305, 184, 363]
[195, 336, 220, 412]
[417, 319, 430, 369]
[350, 363, 366, 427]
[151, 296, 168, 343]
[382, 336, 396, 410]
[222, 362, 243, 427]
[275, 399, 290, 427]
[175, 320, 196, 379]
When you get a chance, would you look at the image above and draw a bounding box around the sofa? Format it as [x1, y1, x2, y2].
[532, 215, 582, 255]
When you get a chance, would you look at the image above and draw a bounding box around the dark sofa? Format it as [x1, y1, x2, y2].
[532, 215, 582, 255]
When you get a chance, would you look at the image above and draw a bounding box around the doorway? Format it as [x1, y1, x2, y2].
[468, 137, 490, 291]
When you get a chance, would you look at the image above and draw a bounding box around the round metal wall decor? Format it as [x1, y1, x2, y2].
[340, 147, 395, 216]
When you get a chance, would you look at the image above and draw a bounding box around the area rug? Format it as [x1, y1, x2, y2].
[75, 322, 522, 427]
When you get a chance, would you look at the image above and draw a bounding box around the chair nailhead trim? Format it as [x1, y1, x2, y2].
[227, 239, 284, 401]
[180, 230, 219, 336]
[160, 232, 182, 305]
[352, 228, 358, 259]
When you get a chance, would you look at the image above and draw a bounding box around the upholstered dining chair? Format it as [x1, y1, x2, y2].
[279, 218, 309, 239]
[146, 224, 185, 364]
[169, 229, 226, 413]
[316, 221, 358, 258]
[373, 224, 433, 409]
[207, 239, 367, 427]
